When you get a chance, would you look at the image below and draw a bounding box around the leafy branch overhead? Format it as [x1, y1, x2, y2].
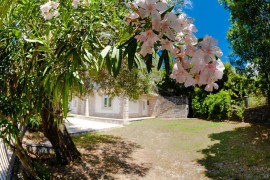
[101, 0, 225, 92]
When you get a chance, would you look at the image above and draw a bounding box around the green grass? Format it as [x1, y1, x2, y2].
[74, 119, 270, 179]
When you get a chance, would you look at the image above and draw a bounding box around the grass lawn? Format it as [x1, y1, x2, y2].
[52, 119, 270, 179]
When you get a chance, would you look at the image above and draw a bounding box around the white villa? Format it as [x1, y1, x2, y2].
[69, 91, 189, 120]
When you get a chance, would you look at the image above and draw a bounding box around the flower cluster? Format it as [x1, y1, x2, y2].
[40, 0, 82, 20]
[40, 1, 60, 20]
[127, 0, 225, 91]
[72, 0, 81, 9]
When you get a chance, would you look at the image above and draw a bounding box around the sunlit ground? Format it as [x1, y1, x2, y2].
[50, 119, 270, 179]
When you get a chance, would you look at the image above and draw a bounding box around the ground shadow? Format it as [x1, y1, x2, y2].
[198, 124, 270, 179]
[49, 133, 151, 179]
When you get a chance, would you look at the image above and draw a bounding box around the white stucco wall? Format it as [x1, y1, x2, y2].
[69, 94, 152, 118]
[70, 97, 82, 114]
[94, 94, 121, 114]
[129, 100, 140, 114]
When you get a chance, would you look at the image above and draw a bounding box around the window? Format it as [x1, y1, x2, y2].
[103, 96, 112, 108]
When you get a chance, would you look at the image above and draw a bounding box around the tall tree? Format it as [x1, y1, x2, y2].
[1, 0, 129, 178]
[219, 0, 270, 111]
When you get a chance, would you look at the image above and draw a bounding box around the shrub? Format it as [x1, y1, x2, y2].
[192, 88, 208, 119]
[230, 100, 245, 121]
[192, 90, 231, 120]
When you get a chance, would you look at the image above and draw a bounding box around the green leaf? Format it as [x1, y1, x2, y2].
[106, 56, 112, 73]
[161, 6, 174, 18]
[198, 38, 204, 42]
[123, 38, 137, 58]
[146, 54, 153, 72]
[164, 50, 170, 74]
[100, 45, 111, 59]
[113, 48, 122, 77]
[118, 36, 136, 49]
[134, 54, 144, 69]
[111, 47, 118, 58]
[24, 38, 44, 45]
[62, 78, 69, 117]
[128, 39, 138, 71]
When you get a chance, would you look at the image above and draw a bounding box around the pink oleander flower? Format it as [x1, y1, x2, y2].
[135, 29, 159, 56]
[174, 14, 189, 33]
[161, 38, 174, 53]
[183, 23, 197, 34]
[124, 1, 225, 92]
[205, 79, 219, 92]
[184, 44, 196, 57]
[40, 1, 60, 20]
[170, 61, 195, 87]
[198, 59, 225, 89]
[183, 33, 197, 46]
[200, 35, 223, 63]
[151, 11, 161, 31]
[140, 41, 153, 57]
[214, 59, 225, 79]
[159, 12, 179, 40]
[190, 50, 205, 74]
[135, 0, 167, 18]
[72, 0, 81, 9]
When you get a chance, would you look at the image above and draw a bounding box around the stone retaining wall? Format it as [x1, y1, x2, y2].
[244, 105, 270, 123]
[149, 96, 189, 118]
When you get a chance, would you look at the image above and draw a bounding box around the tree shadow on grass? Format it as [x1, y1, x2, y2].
[198, 124, 270, 179]
[50, 133, 151, 179]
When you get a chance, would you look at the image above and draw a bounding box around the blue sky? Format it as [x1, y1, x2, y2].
[183, 0, 232, 63]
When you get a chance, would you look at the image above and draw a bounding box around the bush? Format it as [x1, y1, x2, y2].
[192, 88, 208, 119]
[192, 90, 231, 120]
[230, 100, 245, 121]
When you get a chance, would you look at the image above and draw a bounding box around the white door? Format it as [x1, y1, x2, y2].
[142, 100, 148, 116]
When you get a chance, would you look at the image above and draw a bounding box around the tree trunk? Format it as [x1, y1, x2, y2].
[267, 90, 270, 118]
[41, 102, 81, 165]
[3, 137, 39, 179]
[14, 143, 39, 179]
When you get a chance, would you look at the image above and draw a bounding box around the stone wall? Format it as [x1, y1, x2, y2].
[149, 96, 189, 118]
[244, 105, 270, 123]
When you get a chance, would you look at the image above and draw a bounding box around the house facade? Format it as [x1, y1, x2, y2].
[69, 91, 189, 120]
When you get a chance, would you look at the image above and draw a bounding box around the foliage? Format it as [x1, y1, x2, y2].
[191, 63, 265, 120]
[221, 63, 257, 99]
[248, 96, 267, 108]
[192, 89, 231, 120]
[82, 62, 162, 100]
[0, 0, 17, 23]
[101, 0, 225, 93]
[26, 115, 42, 130]
[0, 0, 130, 132]
[230, 99, 245, 120]
[191, 88, 208, 118]
[0, 0, 130, 178]
[219, 0, 270, 107]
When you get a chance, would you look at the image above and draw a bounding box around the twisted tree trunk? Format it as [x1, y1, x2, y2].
[2, 137, 38, 179]
[41, 102, 81, 165]
[267, 90, 270, 118]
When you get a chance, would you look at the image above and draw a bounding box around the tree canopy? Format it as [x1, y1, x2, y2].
[219, 0, 270, 106]
[0, 0, 130, 177]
